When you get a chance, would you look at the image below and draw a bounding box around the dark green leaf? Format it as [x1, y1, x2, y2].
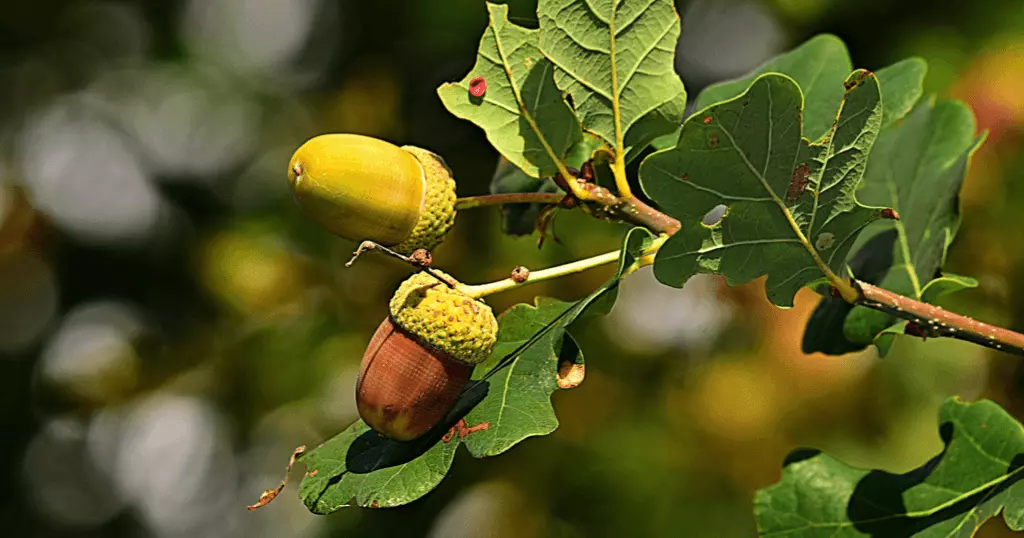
[298, 420, 460, 512]
[876, 58, 927, 128]
[462, 226, 654, 457]
[438, 3, 581, 179]
[694, 35, 925, 142]
[641, 72, 882, 307]
[755, 398, 1024, 537]
[538, 0, 686, 160]
[804, 98, 983, 354]
[695, 35, 852, 142]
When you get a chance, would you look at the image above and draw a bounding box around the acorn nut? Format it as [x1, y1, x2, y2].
[287, 134, 457, 254]
[356, 271, 498, 441]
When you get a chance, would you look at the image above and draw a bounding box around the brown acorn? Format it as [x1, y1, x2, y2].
[356, 271, 498, 441]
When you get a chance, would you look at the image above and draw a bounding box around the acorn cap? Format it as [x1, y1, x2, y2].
[287, 134, 456, 254]
[356, 317, 473, 441]
[389, 271, 498, 365]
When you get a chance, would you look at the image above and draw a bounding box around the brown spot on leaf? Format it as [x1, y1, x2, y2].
[681, 173, 689, 181]
[307, 469, 319, 477]
[708, 134, 719, 149]
[786, 163, 810, 201]
[370, 500, 380, 509]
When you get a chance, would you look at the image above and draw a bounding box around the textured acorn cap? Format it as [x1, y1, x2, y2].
[389, 271, 498, 364]
[287, 134, 456, 254]
[396, 146, 457, 254]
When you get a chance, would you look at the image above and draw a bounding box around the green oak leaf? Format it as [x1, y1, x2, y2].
[438, 3, 581, 179]
[804, 98, 983, 354]
[296, 229, 653, 510]
[298, 420, 460, 512]
[755, 398, 1024, 537]
[694, 35, 925, 142]
[876, 58, 928, 128]
[641, 72, 883, 307]
[463, 226, 654, 456]
[538, 0, 686, 161]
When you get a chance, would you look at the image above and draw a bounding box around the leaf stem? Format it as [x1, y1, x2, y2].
[460, 249, 625, 299]
[611, 156, 633, 199]
[855, 280, 1024, 356]
[454, 193, 568, 210]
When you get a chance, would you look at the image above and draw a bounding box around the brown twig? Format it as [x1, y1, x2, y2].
[569, 181, 1024, 355]
[856, 281, 1024, 356]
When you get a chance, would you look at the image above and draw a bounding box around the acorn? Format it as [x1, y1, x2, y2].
[287, 134, 457, 254]
[357, 270, 498, 441]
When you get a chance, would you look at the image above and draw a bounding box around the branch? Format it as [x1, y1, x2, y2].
[855, 281, 1024, 356]
[572, 185, 1024, 356]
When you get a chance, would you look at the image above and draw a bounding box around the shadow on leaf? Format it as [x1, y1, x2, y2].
[843, 421, 1024, 537]
[344, 380, 490, 474]
[803, 228, 897, 355]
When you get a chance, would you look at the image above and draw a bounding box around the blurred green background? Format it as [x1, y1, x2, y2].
[2, 0, 1024, 536]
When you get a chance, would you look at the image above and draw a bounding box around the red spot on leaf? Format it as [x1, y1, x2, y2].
[703, 116, 713, 125]
[681, 173, 689, 181]
[469, 76, 487, 97]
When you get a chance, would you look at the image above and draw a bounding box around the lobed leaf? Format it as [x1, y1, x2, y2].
[296, 229, 653, 510]
[641, 71, 883, 307]
[755, 398, 1024, 537]
[694, 35, 925, 142]
[804, 98, 983, 355]
[438, 3, 581, 179]
[538, 0, 686, 160]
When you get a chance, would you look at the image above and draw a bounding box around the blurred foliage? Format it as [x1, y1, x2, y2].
[1, 0, 1024, 537]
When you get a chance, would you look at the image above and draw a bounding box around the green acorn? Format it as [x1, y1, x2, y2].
[356, 271, 498, 441]
[287, 134, 457, 254]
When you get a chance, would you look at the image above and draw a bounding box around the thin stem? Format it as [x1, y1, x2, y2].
[855, 281, 1024, 356]
[460, 250, 623, 299]
[455, 193, 567, 210]
[346, 241, 455, 288]
[461, 236, 668, 299]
